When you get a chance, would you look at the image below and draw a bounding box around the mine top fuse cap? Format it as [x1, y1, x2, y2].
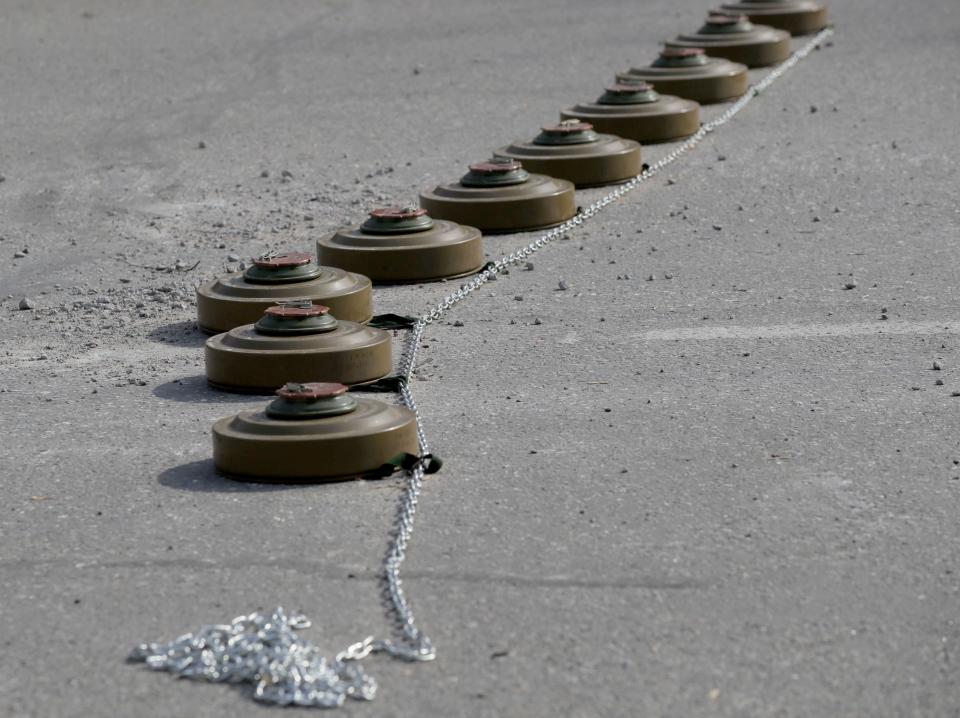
[254, 301, 339, 335]
[460, 157, 530, 187]
[533, 120, 600, 145]
[361, 206, 435, 234]
[265, 382, 359, 419]
[244, 252, 324, 284]
[597, 82, 660, 105]
[654, 47, 710, 67]
[701, 12, 755, 32]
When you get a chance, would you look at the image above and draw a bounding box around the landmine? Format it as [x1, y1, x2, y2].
[618, 47, 748, 105]
[720, 0, 828, 35]
[560, 82, 700, 144]
[196, 252, 373, 333]
[419, 158, 576, 233]
[316, 207, 484, 283]
[212, 382, 418, 482]
[493, 120, 642, 188]
[205, 302, 391, 393]
[666, 12, 791, 68]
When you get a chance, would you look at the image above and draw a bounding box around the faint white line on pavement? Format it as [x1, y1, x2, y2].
[640, 319, 960, 342]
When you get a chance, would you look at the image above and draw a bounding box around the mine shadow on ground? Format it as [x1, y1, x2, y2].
[152, 375, 267, 404]
[147, 320, 207, 348]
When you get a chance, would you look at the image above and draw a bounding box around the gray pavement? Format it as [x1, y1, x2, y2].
[1, 1, 959, 716]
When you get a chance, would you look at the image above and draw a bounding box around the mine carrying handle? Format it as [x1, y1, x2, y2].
[368, 452, 443, 479]
[369, 313, 418, 330]
[362, 376, 407, 393]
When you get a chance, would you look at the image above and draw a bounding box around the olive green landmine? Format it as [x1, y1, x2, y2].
[316, 207, 484, 283]
[666, 12, 791, 68]
[205, 302, 391, 393]
[196, 252, 373, 334]
[618, 47, 748, 105]
[560, 82, 700, 144]
[419, 158, 576, 234]
[720, 0, 828, 36]
[494, 120, 642, 188]
[212, 382, 418, 483]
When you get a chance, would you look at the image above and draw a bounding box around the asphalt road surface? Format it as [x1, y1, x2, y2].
[1, 1, 959, 716]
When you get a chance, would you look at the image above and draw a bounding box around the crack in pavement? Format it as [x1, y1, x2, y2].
[0, 557, 707, 591]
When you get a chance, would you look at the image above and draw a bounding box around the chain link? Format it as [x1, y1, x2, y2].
[131, 27, 833, 708]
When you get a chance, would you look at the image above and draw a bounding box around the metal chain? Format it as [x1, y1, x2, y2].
[131, 26, 833, 708]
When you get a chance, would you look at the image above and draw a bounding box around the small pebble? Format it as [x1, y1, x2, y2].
[533, 317, 542, 326]
[933, 361, 943, 371]
[712, 225, 722, 231]
[842, 282, 857, 290]
[197, 141, 206, 149]
[452, 320, 464, 327]
[13, 251, 26, 259]
[557, 280, 569, 291]
[953, 391, 960, 398]
[227, 253, 240, 262]
[281, 170, 294, 179]
[18, 297, 34, 310]
[514, 295, 523, 301]
[260, 170, 270, 178]
[935, 379, 944, 386]
[523, 262, 534, 271]
[810, 105, 818, 113]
